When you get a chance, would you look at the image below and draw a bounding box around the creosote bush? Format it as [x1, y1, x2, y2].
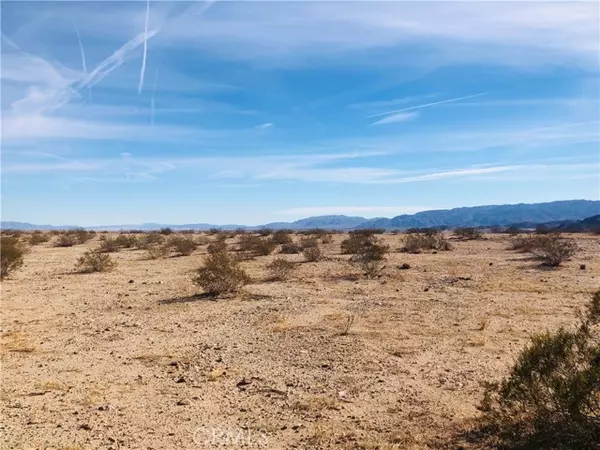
[401, 231, 452, 254]
[280, 243, 302, 254]
[342, 232, 389, 278]
[145, 244, 170, 260]
[28, 231, 50, 245]
[193, 250, 250, 296]
[207, 240, 228, 254]
[454, 227, 484, 240]
[530, 235, 578, 267]
[302, 245, 322, 262]
[75, 250, 116, 273]
[54, 233, 78, 247]
[1, 237, 25, 279]
[168, 236, 198, 256]
[114, 234, 137, 249]
[266, 257, 297, 281]
[238, 235, 277, 256]
[137, 232, 165, 249]
[271, 230, 293, 244]
[97, 236, 121, 253]
[509, 234, 577, 267]
[476, 289, 600, 449]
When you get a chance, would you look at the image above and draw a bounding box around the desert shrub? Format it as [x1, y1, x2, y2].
[28, 231, 50, 245]
[74, 228, 95, 244]
[341, 232, 373, 255]
[75, 250, 116, 273]
[97, 236, 121, 253]
[302, 245, 322, 262]
[145, 244, 170, 259]
[353, 228, 386, 235]
[351, 238, 389, 278]
[257, 228, 274, 237]
[238, 235, 277, 256]
[160, 227, 173, 235]
[54, 233, 78, 247]
[401, 232, 452, 253]
[299, 236, 319, 249]
[272, 230, 293, 244]
[168, 236, 198, 256]
[509, 235, 542, 252]
[266, 258, 297, 281]
[490, 227, 504, 233]
[192, 250, 250, 296]
[477, 290, 600, 449]
[454, 227, 484, 240]
[138, 232, 165, 249]
[280, 243, 302, 254]
[114, 234, 137, 248]
[208, 227, 221, 235]
[530, 235, 578, 267]
[1, 237, 25, 279]
[207, 240, 228, 254]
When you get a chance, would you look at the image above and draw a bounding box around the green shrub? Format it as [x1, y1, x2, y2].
[509, 234, 578, 267]
[1, 237, 25, 279]
[168, 236, 198, 256]
[192, 250, 250, 296]
[531, 235, 578, 267]
[160, 227, 173, 235]
[454, 227, 484, 240]
[350, 238, 389, 278]
[477, 290, 600, 449]
[266, 258, 297, 281]
[75, 250, 116, 273]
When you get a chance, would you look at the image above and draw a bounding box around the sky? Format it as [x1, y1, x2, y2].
[1, 0, 599, 226]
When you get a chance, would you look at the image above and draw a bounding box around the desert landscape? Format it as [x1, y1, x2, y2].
[1, 229, 598, 449]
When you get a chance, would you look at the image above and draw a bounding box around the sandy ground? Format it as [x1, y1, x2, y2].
[1, 232, 599, 449]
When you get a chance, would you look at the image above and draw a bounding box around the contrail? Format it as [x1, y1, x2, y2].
[72, 20, 87, 74]
[138, 0, 151, 94]
[78, 29, 157, 91]
[368, 93, 488, 118]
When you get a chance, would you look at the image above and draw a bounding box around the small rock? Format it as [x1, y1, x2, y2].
[292, 424, 302, 431]
[176, 377, 186, 383]
[177, 398, 191, 406]
[79, 423, 92, 431]
[424, 287, 430, 292]
[399, 263, 411, 270]
[580, 264, 586, 270]
[489, 262, 493, 266]
[128, 279, 134, 284]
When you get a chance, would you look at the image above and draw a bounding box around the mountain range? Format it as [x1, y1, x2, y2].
[2, 200, 599, 231]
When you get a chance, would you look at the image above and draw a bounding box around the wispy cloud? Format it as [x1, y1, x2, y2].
[371, 111, 418, 126]
[369, 93, 488, 119]
[255, 122, 273, 129]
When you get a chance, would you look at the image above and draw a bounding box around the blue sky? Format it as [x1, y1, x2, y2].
[1, 1, 599, 226]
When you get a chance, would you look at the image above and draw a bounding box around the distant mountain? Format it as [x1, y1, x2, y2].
[358, 200, 600, 229]
[3, 200, 599, 231]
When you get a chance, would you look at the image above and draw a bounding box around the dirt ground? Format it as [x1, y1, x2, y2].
[2, 232, 599, 449]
